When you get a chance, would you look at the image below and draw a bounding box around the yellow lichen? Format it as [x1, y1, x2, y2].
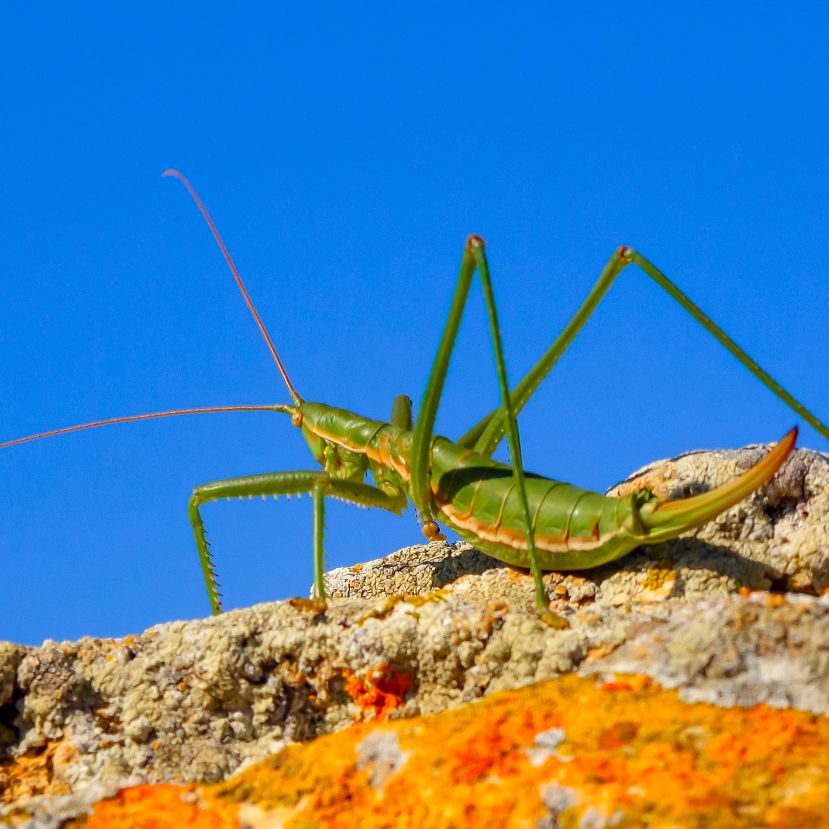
[0, 741, 72, 805]
[356, 592, 448, 624]
[287, 598, 328, 614]
[639, 566, 676, 592]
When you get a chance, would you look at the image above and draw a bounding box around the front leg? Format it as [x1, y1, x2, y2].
[189, 470, 405, 614]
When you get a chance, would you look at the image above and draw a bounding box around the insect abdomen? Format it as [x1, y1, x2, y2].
[430, 438, 638, 570]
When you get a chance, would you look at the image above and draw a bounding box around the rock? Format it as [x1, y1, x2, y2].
[609, 443, 829, 594]
[6, 675, 829, 827]
[1, 444, 827, 826]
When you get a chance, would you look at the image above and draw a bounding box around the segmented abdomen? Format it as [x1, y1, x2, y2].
[429, 438, 639, 570]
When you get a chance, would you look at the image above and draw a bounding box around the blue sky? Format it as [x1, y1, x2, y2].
[2, 4, 827, 644]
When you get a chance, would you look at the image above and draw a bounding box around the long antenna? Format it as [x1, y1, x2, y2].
[163, 169, 303, 404]
[0, 405, 290, 450]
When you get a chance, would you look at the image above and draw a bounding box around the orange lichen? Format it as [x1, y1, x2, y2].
[87, 784, 238, 829]
[23, 674, 829, 828]
[211, 673, 829, 828]
[343, 664, 413, 721]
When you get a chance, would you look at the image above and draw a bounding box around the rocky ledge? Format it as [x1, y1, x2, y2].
[1, 444, 828, 827]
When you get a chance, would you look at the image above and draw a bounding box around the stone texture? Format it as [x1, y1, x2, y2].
[1, 444, 827, 826]
[6, 675, 829, 828]
[610, 442, 829, 594]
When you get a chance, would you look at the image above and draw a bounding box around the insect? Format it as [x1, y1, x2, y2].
[4, 172, 827, 622]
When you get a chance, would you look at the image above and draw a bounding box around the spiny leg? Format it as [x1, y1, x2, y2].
[411, 235, 552, 616]
[189, 470, 405, 614]
[471, 239, 552, 616]
[462, 247, 829, 456]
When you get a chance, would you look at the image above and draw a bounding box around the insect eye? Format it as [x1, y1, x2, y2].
[291, 410, 303, 428]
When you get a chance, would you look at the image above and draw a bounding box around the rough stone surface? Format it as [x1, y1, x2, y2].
[610, 442, 829, 594]
[1, 444, 827, 825]
[6, 676, 829, 827]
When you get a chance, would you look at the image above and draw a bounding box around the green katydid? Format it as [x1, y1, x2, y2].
[4, 172, 826, 621]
